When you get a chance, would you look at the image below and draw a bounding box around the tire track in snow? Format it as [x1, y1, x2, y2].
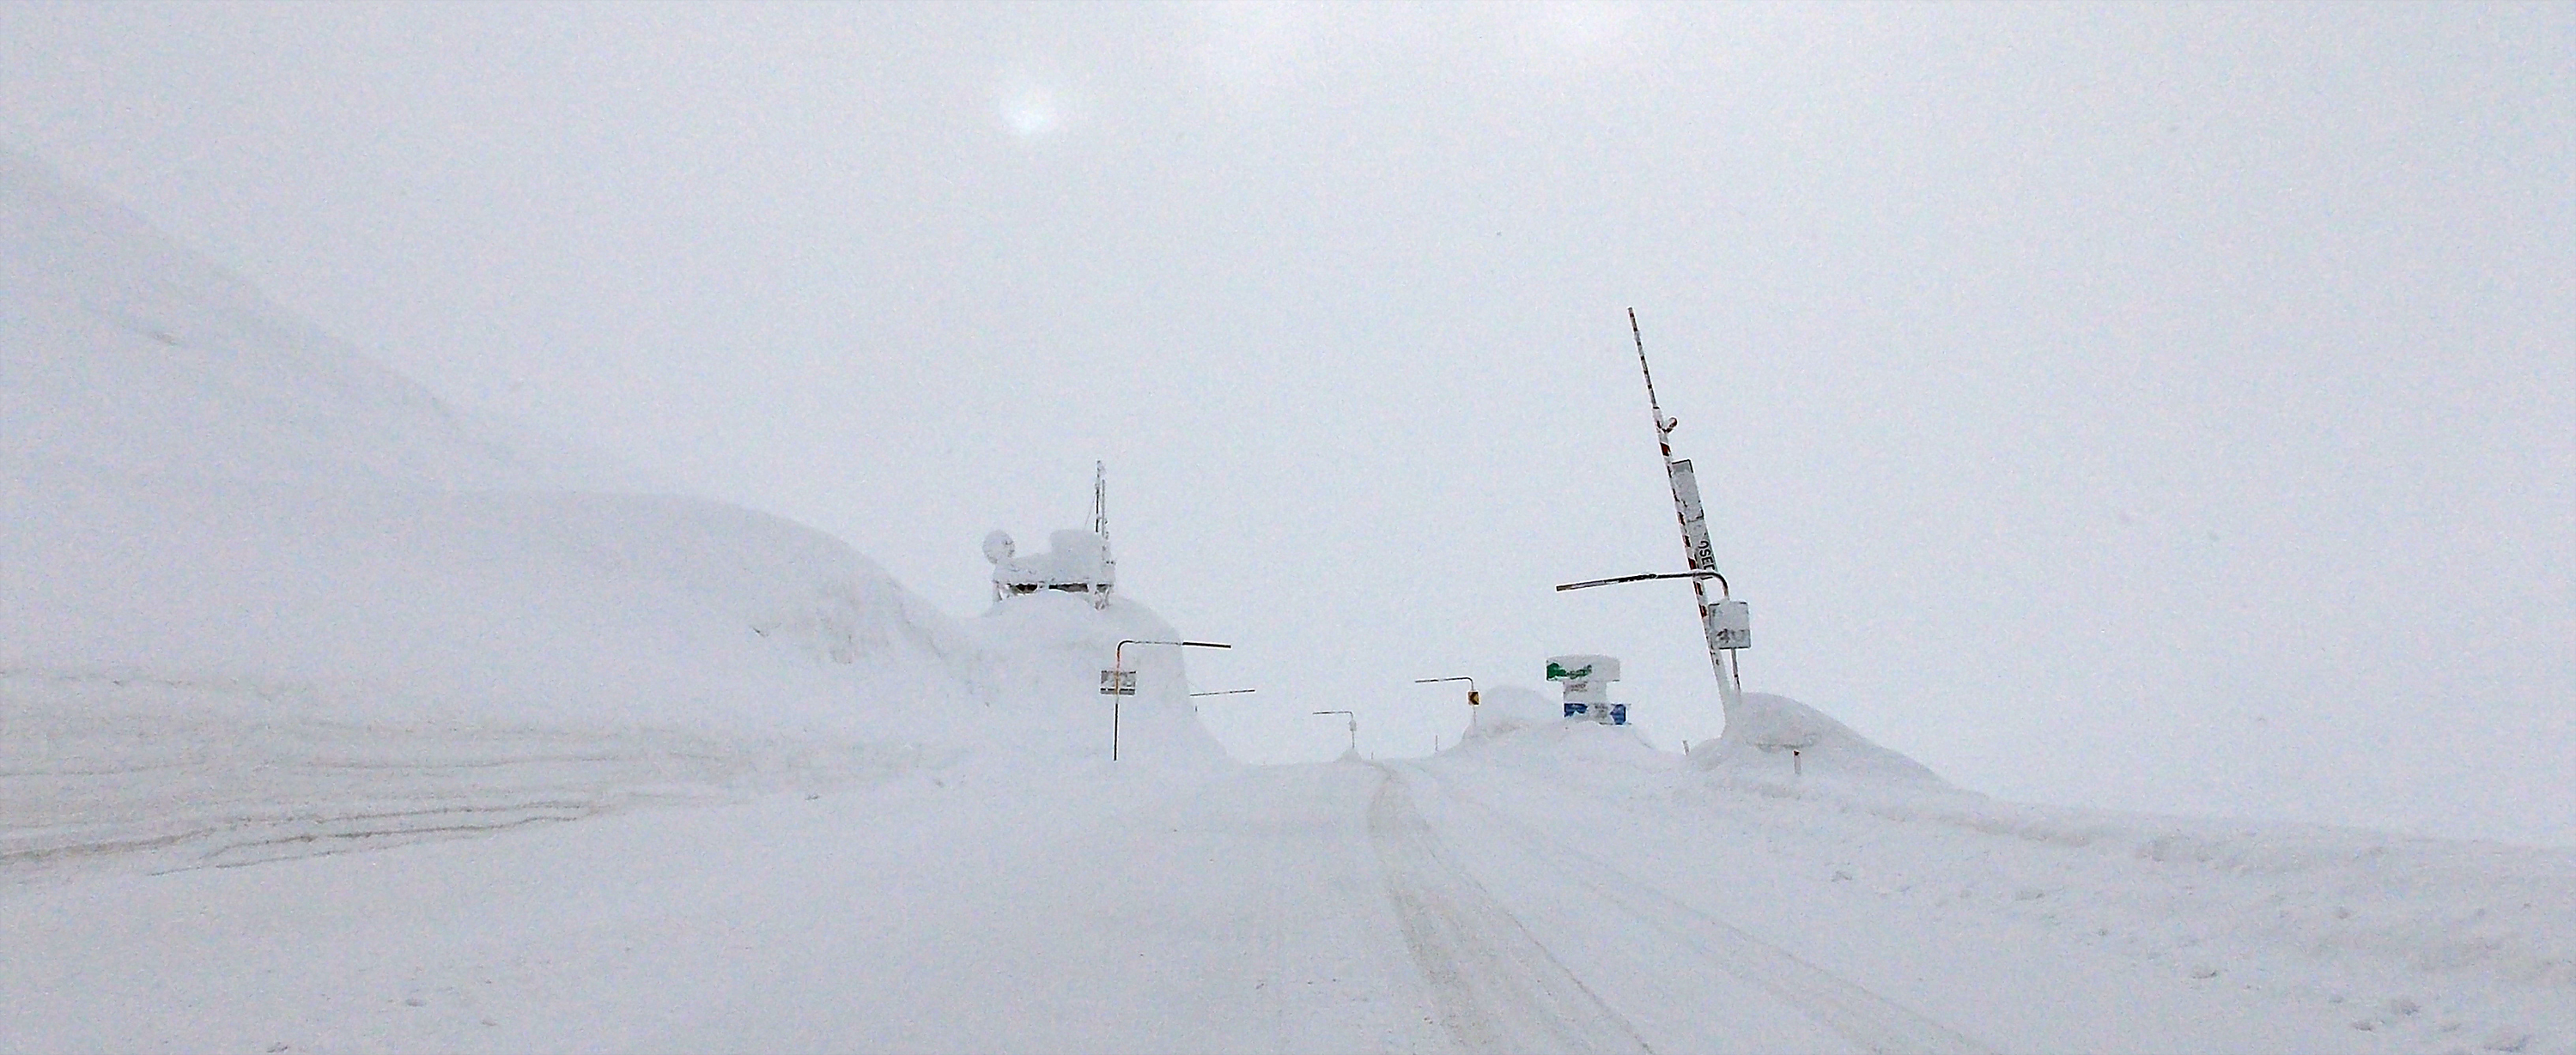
[1367, 766, 1655, 1054]
[1408, 765, 1992, 1055]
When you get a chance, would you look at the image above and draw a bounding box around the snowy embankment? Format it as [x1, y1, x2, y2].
[0, 149, 1018, 878]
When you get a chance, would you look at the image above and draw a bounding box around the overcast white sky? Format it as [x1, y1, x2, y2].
[7, 2, 2571, 844]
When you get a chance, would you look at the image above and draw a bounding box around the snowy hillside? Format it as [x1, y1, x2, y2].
[1, 149, 992, 876]
[0, 149, 634, 494]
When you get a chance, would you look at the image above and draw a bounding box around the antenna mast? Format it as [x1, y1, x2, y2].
[1627, 310, 1747, 717]
[1091, 460, 1115, 609]
[1550, 311, 1753, 723]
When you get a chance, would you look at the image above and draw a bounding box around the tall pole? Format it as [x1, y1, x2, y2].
[1414, 676, 1479, 731]
[1313, 711, 1358, 755]
[1091, 460, 1115, 609]
[1109, 639, 1231, 761]
[1630, 309, 1745, 721]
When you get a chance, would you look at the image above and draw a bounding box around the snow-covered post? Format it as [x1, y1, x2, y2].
[1311, 710, 1358, 755]
[1413, 676, 1479, 730]
[1107, 639, 1230, 761]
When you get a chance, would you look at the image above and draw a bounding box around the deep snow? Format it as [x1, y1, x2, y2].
[5, 149, 2573, 1053]
[9, 725, 2571, 1053]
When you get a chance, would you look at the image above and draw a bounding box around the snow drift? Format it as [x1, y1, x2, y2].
[1696, 691, 1950, 788]
[960, 591, 1227, 769]
[0, 149, 1020, 876]
[1457, 683, 1561, 740]
[0, 146, 973, 733]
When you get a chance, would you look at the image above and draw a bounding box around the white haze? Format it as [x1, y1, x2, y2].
[3, 2, 2569, 846]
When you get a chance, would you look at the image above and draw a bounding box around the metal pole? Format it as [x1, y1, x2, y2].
[1313, 711, 1358, 755]
[1415, 675, 1479, 734]
[1631, 309, 1744, 720]
[1091, 461, 1114, 609]
[1112, 639, 1234, 761]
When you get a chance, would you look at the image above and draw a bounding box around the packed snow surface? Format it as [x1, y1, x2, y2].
[9, 726, 2573, 1052]
[7, 149, 2573, 1052]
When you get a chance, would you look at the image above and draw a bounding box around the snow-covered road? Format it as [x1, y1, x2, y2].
[11, 725, 2564, 1052]
[1382, 762, 1984, 1053]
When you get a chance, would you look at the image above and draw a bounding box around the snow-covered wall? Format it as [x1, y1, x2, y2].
[0, 148, 976, 736]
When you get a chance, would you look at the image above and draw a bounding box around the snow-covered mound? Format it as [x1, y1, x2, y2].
[1696, 692, 1949, 788]
[1459, 683, 1561, 740]
[960, 591, 1228, 769]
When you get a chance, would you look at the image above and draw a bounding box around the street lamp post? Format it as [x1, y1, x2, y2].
[1413, 676, 1479, 730]
[1312, 710, 1358, 755]
[1105, 639, 1231, 761]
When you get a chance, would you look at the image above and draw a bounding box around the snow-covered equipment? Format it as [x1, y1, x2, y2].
[1546, 654, 1625, 725]
[1554, 310, 1751, 723]
[985, 461, 1118, 607]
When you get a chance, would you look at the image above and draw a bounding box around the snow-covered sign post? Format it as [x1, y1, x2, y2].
[1413, 676, 1479, 731]
[1105, 639, 1230, 761]
[1546, 654, 1625, 725]
[1311, 710, 1358, 755]
[1557, 310, 1752, 725]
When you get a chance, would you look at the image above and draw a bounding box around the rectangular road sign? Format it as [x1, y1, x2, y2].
[1099, 670, 1137, 695]
[1708, 598, 1751, 651]
[1668, 458, 1717, 573]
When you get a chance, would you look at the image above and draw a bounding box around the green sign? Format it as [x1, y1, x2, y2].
[1546, 661, 1594, 682]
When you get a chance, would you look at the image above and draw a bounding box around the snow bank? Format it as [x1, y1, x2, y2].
[959, 591, 1228, 769]
[0, 149, 1044, 876]
[1459, 683, 1561, 740]
[0, 480, 975, 732]
[1696, 692, 1950, 789]
[0, 146, 980, 732]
